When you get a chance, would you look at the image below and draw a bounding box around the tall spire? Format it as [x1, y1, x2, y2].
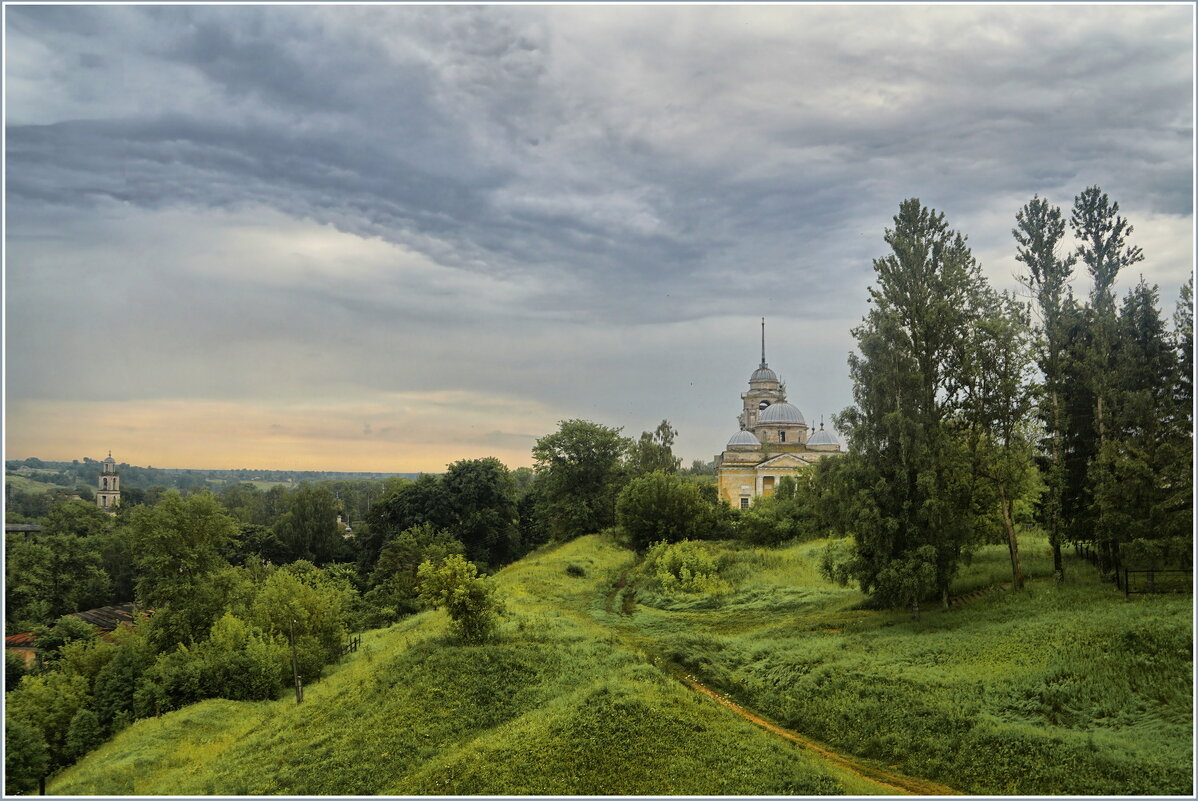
[760, 317, 766, 367]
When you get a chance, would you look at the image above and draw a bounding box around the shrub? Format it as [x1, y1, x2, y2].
[616, 471, 721, 550]
[64, 709, 104, 762]
[417, 555, 505, 644]
[643, 540, 732, 595]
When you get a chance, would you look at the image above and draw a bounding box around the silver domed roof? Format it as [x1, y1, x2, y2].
[750, 366, 778, 383]
[808, 428, 838, 446]
[103, 453, 116, 463]
[727, 430, 760, 448]
[758, 401, 805, 425]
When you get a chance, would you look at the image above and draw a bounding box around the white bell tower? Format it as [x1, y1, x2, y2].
[97, 452, 121, 511]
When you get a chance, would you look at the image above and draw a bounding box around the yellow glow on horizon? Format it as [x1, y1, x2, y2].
[5, 394, 550, 473]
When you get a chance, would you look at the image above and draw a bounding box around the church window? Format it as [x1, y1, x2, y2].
[779, 431, 786, 443]
[740, 497, 750, 509]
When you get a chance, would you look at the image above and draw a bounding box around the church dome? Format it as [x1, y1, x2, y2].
[758, 401, 805, 425]
[727, 430, 761, 448]
[750, 365, 778, 383]
[102, 453, 116, 464]
[808, 428, 838, 447]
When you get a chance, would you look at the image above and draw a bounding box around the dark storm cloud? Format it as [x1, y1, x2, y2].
[7, 5, 1191, 325]
[5, 5, 1192, 466]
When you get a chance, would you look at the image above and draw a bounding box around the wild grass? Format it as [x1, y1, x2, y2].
[641, 534, 1193, 795]
[50, 532, 1191, 796]
[50, 535, 852, 795]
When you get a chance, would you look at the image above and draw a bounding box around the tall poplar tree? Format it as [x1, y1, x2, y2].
[1014, 195, 1075, 578]
[1069, 187, 1144, 566]
[836, 199, 990, 613]
[1071, 186, 1143, 449]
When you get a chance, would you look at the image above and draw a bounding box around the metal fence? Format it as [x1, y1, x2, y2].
[1121, 568, 1192, 597]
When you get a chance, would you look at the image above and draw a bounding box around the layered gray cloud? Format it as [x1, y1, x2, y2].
[5, 4, 1193, 468]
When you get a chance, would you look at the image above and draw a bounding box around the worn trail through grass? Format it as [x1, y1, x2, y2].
[596, 561, 957, 795]
[674, 670, 959, 795]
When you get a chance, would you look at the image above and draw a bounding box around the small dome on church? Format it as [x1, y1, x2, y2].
[758, 401, 805, 425]
[750, 366, 778, 383]
[808, 428, 838, 447]
[103, 453, 116, 464]
[727, 430, 761, 448]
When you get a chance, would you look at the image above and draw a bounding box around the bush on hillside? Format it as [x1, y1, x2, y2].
[616, 471, 726, 550]
[643, 540, 733, 595]
[417, 555, 504, 644]
[136, 614, 288, 715]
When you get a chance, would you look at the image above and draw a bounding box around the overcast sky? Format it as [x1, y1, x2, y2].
[4, 4, 1194, 472]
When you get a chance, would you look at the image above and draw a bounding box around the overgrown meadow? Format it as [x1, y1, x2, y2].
[51, 532, 1192, 795]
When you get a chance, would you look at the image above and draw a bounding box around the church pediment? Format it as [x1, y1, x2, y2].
[756, 453, 814, 469]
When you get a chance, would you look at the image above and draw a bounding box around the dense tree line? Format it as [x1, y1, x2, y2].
[816, 190, 1192, 613]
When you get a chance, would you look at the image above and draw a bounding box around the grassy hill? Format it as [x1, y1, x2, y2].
[50, 534, 1192, 795]
[4, 474, 77, 494]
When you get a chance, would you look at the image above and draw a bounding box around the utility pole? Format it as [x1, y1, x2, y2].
[288, 618, 303, 705]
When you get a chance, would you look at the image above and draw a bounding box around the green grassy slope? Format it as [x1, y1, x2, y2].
[625, 536, 1193, 795]
[50, 533, 1192, 796]
[49, 536, 860, 795]
[4, 474, 73, 494]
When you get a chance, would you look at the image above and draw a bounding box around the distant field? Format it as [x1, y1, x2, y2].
[4, 474, 73, 494]
[50, 532, 1192, 796]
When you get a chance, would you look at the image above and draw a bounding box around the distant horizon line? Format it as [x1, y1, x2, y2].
[5, 456, 443, 477]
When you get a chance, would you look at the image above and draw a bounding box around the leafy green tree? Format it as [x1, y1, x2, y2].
[4, 717, 49, 794]
[442, 457, 521, 568]
[251, 568, 346, 681]
[228, 523, 289, 566]
[198, 613, 287, 702]
[835, 199, 991, 612]
[362, 475, 454, 571]
[5, 670, 90, 770]
[56, 630, 118, 687]
[33, 615, 97, 667]
[516, 487, 550, 554]
[734, 492, 805, 546]
[616, 471, 718, 550]
[532, 419, 630, 540]
[127, 492, 238, 648]
[962, 291, 1038, 589]
[273, 485, 345, 565]
[45, 534, 112, 615]
[44, 500, 114, 538]
[417, 555, 504, 644]
[94, 525, 137, 602]
[5, 535, 110, 626]
[1014, 194, 1076, 578]
[217, 482, 268, 525]
[627, 420, 682, 476]
[4, 538, 53, 627]
[364, 523, 464, 624]
[92, 631, 155, 732]
[64, 708, 104, 762]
